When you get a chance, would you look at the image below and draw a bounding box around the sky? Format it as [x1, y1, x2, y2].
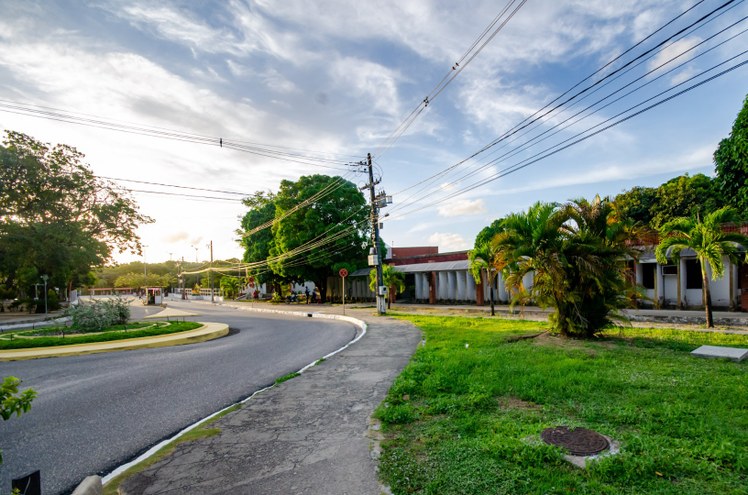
[1, 0, 747, 265]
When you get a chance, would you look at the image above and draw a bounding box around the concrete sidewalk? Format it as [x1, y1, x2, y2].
[117, 310, 421, 495]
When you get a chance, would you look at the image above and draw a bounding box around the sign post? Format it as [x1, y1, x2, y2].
[339, 268, 348, 315]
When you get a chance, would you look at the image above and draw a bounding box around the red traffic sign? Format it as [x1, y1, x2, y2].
[339, 268, 349, 278]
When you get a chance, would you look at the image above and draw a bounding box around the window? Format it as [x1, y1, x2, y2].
[686, 259, 702, 289]
[642, 263, 655, 289]
[662, 265, 677, 275]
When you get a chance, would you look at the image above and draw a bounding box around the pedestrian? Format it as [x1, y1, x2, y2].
[305, 287, 310, 304]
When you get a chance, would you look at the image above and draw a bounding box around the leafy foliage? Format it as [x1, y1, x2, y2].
[614, 174, 725, 230]
[469, 221, 508, 314]
[1, 376, 36, 464]
[496, 198, 632, 338]
[66, 297, 131, 332]
[238, 175, 369, 301]
[656, 207, 748, 327]
[219, 276, 243, 299]
[714, 94, 748, 212]
[238, 191, 277, 286]
[0, 131, 152, 300]
[370, 264, 405, 307]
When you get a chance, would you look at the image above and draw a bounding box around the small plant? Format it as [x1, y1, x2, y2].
[1, 376, 36, 464]
[275, 372, 300, 384]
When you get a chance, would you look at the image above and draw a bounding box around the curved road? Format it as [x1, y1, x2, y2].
[0, 302, 358, 494]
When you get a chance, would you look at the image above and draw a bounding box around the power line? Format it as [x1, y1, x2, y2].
[387, 1, 747, 218]
[373, 0, 529, 158]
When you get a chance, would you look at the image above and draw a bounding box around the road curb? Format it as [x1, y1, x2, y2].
[0, 322, 229, 361]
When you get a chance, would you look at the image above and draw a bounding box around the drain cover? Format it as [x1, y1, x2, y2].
[541, 426, 610, 456]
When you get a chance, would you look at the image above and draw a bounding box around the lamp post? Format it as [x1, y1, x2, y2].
[41, 274, 49, 314]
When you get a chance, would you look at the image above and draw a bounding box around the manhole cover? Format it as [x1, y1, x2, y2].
[541, 426, 610, 456]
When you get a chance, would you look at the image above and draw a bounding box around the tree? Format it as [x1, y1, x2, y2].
[655, 207, 748, 328]
[496, 198, 632, 338]
[714, 94, 748, 212]
[614, 186, 657, 227]
[469, 222, 507, 316]
[267, 175, 369, 301]
[0, 131, 152, 300]
[1, 376, 36, 464]
[650, 174, 724, 229]
[238, 191, 279, 290]
[369, 264, 405, 309]
[220, 276, 243, 300]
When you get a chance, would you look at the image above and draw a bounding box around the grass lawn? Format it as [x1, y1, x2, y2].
[376, 315, 748, 494]
[0, 321, 202, 349]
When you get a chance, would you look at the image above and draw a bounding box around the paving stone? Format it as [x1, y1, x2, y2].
[691, 345, 748, 362]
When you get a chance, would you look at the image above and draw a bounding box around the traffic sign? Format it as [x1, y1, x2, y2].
[339, 268, 349, 278]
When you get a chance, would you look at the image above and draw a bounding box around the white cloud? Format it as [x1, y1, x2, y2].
[648, 37, 701, 77]
[438, 198, 486, 217]
[330, 57, 403, 120]
[428, 232, 469, 252]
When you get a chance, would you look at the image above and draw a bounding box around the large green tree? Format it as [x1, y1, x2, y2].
[0, 131, 152, 301]
[238, 176, 370, 301]
[650, 174, 724, 229]
[614, 174, 726, 232]
[714, 94, 748, 212]
[238, 191, 278, 288]
[655, 207, 748, 328]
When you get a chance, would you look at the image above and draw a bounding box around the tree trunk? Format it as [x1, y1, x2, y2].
[676, 261, 683, 310]
[489, 273, 495, 317]
[702, 265, 713, 328]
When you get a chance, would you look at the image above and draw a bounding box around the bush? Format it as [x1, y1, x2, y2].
[67, 298, 130, 332]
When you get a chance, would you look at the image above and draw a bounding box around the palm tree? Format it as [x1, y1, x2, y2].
[495, 201, 570, 328]
[655, 207, 748, 328]
[468, 230, 507, 316]
[369, 264, 405, 309]
[497, 198, 631, 338]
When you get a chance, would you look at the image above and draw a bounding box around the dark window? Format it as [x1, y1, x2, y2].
[686, 259, 702, 289]
[642, 263, 655, 289]
[662, 265, 677, 275]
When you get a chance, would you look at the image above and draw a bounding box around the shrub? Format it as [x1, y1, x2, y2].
[67, 298, 130, 332]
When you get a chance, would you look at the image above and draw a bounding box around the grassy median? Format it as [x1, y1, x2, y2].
[0, 321, 202, 349]
[376, 315, 748, 494]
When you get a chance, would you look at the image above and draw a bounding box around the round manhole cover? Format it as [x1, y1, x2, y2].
[541, 426, 610, 456]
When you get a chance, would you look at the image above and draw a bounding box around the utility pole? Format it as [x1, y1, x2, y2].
[362, 153, 391, 315]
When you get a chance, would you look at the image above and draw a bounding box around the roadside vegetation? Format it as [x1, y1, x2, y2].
[0, 321, 201, 350]
[376, 315, 748, 494]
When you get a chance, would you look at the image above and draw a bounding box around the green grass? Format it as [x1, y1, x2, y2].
[0, 321, 202, 349]
[275, 371, 301, 384]
[376, 315, 748, 494]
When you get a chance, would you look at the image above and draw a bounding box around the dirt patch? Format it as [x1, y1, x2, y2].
[499, 396, 542, 411]
[506, 332, 546, 343]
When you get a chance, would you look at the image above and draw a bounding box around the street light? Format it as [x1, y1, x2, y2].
[41, 274, 49, 314]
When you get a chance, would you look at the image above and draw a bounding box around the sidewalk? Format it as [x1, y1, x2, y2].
[117, 308, 421, 495]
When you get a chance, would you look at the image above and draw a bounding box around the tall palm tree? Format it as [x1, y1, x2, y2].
[468, 225, 507, 316]
[655, 207, 748, 328]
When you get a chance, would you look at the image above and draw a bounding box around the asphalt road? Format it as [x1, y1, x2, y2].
[0, 301, 357, 495]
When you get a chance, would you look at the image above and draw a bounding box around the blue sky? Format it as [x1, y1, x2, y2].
[1, 0, 747, 264]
